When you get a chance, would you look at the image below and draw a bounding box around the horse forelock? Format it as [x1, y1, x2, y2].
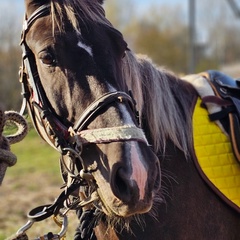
[122, 51, 193, 157]
[49, 0, 111, 34]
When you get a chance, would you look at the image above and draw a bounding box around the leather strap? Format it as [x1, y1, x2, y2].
[202, 70, 240, 163]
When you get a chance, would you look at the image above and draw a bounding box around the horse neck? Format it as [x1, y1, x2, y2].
[123, 52, 198, 156]
[146, 73, 197, 141]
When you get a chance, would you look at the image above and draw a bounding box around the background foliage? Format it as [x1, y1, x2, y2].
[1, 0, 240, 110]
[0, 125, 79, 239]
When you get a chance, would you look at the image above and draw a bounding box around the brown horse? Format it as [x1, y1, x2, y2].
[19, 0, 240, 239]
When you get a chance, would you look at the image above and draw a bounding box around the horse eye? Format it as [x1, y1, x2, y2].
[39, 52, 56, 66]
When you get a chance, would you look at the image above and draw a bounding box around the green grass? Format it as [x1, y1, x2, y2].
[9, 126, 61, 179]
[0, 124, 77, 239]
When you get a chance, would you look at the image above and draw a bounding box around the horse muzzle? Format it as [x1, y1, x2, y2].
[91, 141, 161, 218]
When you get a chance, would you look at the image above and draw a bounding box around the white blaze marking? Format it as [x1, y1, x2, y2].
[107, 84, 147, 199]
[130, 142, 147, 200]
[119, 104, 134, 124]
[77, 41, 93, 56]
[107, 84, 134, 125]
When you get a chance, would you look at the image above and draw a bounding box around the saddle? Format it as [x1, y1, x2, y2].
[200, 70, 240, 163]
[182, 70, 240, 212]
[184, 70, 240, 163]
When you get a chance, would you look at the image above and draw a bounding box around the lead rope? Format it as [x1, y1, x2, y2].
[74, 208, 99, 240]
[0, 108, 28, 185]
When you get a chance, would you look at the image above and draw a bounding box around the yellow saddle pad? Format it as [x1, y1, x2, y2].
[193, 98, 240, 212]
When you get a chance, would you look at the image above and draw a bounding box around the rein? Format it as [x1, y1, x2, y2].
[15, 4, 147, 239]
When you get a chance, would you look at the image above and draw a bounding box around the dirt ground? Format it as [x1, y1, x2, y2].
[0, 172, 79, 240]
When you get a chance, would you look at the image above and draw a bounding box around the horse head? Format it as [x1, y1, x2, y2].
[22, 0, 161, 220]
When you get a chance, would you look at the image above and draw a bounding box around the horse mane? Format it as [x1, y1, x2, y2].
[122, 51, 193, 157]
[49, 0, 111, 33]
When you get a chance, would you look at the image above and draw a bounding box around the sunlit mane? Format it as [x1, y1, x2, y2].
[50, 0, 111, 33]
[122, 51, 193, 156]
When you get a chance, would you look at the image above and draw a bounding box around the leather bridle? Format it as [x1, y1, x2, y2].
[16, 4, 150, 238]
[19, 4, 148, 173]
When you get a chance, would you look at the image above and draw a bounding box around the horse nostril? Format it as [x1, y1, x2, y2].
[111, 166, 135, 203]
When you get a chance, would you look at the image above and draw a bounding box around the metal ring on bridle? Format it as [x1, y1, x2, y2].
[16, 215, 68, 238]
[62, 147, 87, 173]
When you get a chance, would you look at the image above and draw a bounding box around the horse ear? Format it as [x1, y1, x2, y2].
[107, 27, 128, 57]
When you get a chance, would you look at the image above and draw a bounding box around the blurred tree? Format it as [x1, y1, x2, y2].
[104, 0, 135, 30]
[0, 0, 240, 112]
[197, 0, 240, 67]
[0, 47, 22, 110]
[105, 0, 240, 74]
[105, 1, 189, 73]
[0, 4, 22, 110]
[129, 21, 188, 73]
